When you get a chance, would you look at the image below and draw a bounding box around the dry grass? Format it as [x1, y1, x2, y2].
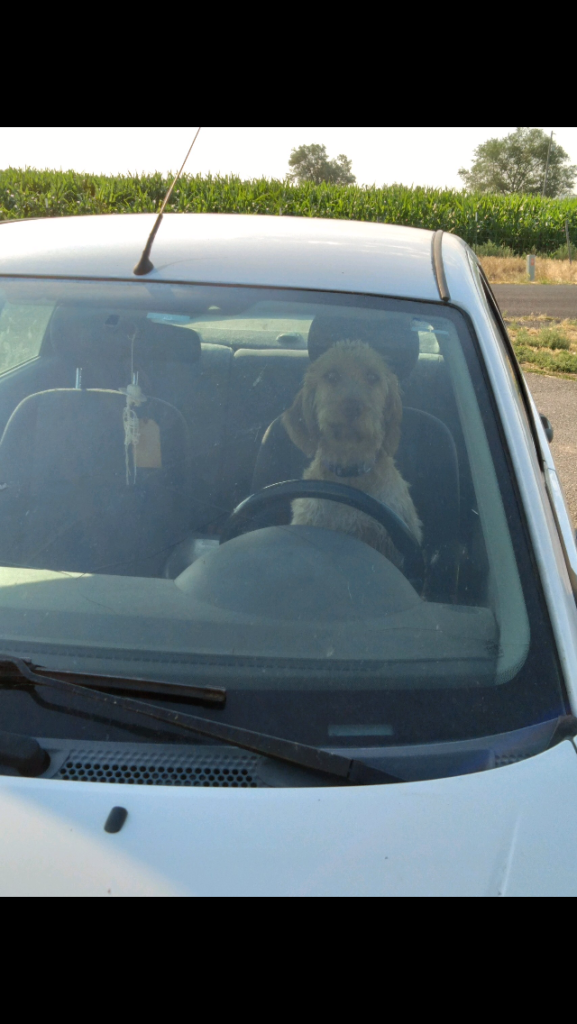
[481, 257, 577, 285]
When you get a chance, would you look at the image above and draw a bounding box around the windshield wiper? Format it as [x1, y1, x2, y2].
[0, 659, 399, 787]
[15, 664, 227, 708]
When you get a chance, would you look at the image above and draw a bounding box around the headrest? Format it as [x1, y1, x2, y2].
[138, 322, 201, 365]
[49, 308, 133, 364]
[307, 314, 419, 381]
[49, 308, 201, 366]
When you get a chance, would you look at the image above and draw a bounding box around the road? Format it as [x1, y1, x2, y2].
[525, 374, 577, 526]
[493, 285, 577, 319]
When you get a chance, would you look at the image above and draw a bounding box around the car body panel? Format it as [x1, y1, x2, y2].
[0, 214, 440, 300]
[0, 741, 576, 897]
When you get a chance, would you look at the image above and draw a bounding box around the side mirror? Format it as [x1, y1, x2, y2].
[540, 414, 554, 444]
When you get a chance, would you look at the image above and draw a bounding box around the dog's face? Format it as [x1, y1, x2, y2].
[284, 341, 402, 462]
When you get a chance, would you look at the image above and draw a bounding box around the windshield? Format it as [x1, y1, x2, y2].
[0, 277, 565, 771]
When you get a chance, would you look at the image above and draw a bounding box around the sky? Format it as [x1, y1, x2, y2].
[1, 127, 576, 190]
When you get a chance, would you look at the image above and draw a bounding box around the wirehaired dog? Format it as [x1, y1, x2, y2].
[283, 340, 422, 567]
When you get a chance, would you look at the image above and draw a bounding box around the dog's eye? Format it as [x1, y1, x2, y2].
[366, 372, 381, 385]
[325, 371, 341, 384]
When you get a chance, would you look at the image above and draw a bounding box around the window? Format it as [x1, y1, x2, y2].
[0, 277, 564, 770]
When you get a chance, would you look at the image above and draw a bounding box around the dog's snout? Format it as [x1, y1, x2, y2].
[342, 398, 363, 420]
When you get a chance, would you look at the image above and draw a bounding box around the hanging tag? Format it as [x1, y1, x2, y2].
[134, 418, 162, 469]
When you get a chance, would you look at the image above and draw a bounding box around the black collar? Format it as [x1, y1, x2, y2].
[321, 458, 376, 479]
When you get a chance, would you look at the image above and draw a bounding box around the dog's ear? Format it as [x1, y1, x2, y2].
[283, 385, 319, 457]
[382, 373, 403, 457]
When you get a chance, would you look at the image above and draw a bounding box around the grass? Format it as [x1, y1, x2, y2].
[1, 167, 577, 255]
[481, 256, 577, 285]
[474, 242, 518, 258]
[505, 316, 577, 376]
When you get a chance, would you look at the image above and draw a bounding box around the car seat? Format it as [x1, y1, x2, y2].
[0, 386, 191, 577]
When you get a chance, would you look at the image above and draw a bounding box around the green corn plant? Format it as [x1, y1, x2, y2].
[1, 168, 577, 255]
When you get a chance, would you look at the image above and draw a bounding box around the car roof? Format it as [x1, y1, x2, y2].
[0, 214, 446, 301]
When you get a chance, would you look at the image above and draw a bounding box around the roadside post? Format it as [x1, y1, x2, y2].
[566, 220, 573, 265]
[527, 255, 536, 282]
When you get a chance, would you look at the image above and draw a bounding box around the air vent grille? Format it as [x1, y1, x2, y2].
[495, 754, 526, 768]
[55, 749, 262, 788]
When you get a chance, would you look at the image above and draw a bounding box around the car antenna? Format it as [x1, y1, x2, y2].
[133, 126, 202, 277]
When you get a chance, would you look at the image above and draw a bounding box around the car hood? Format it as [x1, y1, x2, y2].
[1, 740, 576, 897]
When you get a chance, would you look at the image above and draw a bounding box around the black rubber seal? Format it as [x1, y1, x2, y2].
[432, 230, 451, 302]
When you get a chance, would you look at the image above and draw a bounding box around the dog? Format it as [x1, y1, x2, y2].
[283, 340, 422, 567]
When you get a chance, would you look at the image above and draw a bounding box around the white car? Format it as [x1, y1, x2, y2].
[0, 213, 575, 897]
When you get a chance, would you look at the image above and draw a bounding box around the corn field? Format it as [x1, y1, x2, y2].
[1, 168, 576, 255]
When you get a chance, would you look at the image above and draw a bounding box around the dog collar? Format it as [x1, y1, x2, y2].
[321, 459, 376, 479]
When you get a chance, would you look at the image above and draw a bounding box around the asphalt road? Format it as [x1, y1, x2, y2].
[525, 374, 577, 526]
[493, 285, 577, 319]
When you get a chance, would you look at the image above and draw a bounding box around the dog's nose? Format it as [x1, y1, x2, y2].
[342, 399, 362, 420]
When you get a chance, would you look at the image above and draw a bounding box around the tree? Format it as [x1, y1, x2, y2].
[459, 127, 576, 198]
[287, 144, 356, 186]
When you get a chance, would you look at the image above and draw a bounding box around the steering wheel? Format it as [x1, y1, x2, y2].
[220, 480, 424, 589]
